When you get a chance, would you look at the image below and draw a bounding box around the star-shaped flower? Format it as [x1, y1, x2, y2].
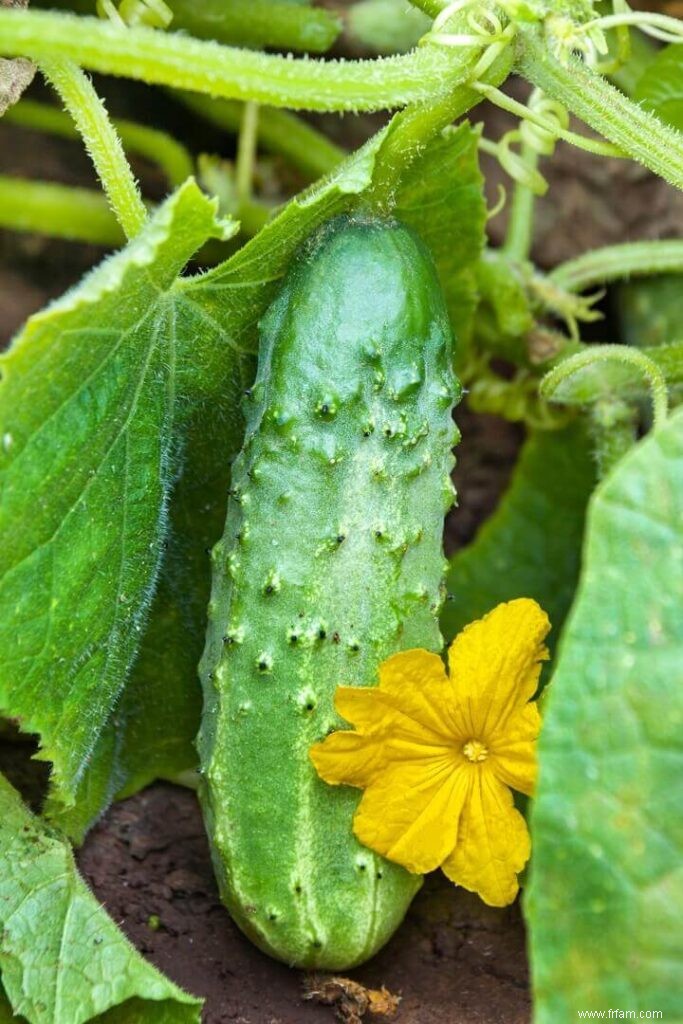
[310, 598, 550, 906]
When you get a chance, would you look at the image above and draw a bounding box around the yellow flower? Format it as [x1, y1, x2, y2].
[310, 598, 550, 907]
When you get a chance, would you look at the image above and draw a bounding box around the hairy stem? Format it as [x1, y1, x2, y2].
[39, 58, 147, 237]
[541, 345, 669, 433]
[367, 43, 514, 209]
[0, 9, 472, 112]
[550, 240, 683, 293]
[6, 98, 193, 188]
[517, 28, 683, 191]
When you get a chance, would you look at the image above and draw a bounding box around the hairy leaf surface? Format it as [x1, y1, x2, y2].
[0, 181, 230, 818]
[528, 408, 683, 1020]
[0, 774, 201, 1024]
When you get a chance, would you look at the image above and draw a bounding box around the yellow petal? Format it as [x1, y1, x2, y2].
[311, 671, 454, 790]
[333, 684, 444, 748]
[447, 598, 550, 740]
[353, 755, 471, 874]
[375, 649, 458, 739]
[310, 730, 384, 789]
[490, 702, 541, 797]
[441, 768, 530, 907]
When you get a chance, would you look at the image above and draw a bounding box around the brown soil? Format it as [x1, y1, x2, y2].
[1, 59, 681, 1024]
[78, 783, 530, 1024]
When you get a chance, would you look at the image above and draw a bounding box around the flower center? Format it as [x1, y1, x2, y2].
[462, 739, 488, 763]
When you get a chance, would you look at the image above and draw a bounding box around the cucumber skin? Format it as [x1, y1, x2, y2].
[198, 216, 460, 969]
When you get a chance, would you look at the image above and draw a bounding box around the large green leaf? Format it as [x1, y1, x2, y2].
[0, 181, 233, 820]
[527, 408, 683, 1020]
[66, 384, 251, 833]
[442, 422, 596, 653]
[0, 774, 201, 1024]
[634, 44, 683, 132]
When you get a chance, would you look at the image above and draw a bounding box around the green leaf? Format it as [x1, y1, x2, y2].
[0, 773, 201, 1024]
[634, 44, 683, 132]
[527, 407, 683, 1019]
[44, 127, 403, 838]
[75, 403, 247, 825]
[393, 123, 486, 358]
[442, 422, 596, 654]
[0, 181, 230, 817]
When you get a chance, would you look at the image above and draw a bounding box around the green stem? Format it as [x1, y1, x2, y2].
[503, 141, 538, 261]
[235, 101, 259, 203]
[6, 98, 193, 188]
[0, 174, 124, 245]
[367, 42, 514, 209]
[0, 173, 268, 249]
[0, 9, 473, 112]
[177, 93, 344, 180]
[517, 28, 683, 191]
[39, 58, 147, 237]
[550, 240, 683, 293]
[367, 89, 477, 208]
[473, 81, 623, 159]
[541, 345, 669, 432]
[168, 0, 341, 54]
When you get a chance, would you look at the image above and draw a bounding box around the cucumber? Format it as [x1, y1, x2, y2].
[198, 216, 460, 969]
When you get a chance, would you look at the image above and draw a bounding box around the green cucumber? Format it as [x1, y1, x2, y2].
[198, 216, 460, 969]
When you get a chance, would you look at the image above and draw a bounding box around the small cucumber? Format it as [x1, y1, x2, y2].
[198, 216, 460, 969]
